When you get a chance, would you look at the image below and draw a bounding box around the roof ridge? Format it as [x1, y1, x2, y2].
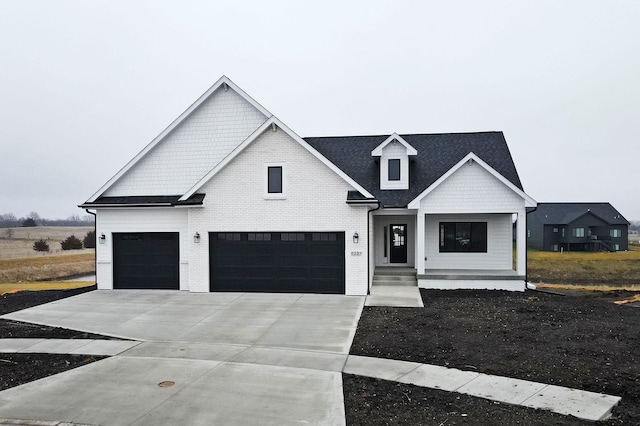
[304, 130, 503, 139]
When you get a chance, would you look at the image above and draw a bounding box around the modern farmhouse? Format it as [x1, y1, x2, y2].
[527, 202, 629, 252]
[81, 76, 536, 294]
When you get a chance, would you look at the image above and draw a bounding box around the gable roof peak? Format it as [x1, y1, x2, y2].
[371, 132, 418, 156]
[85, 75, 271, 203]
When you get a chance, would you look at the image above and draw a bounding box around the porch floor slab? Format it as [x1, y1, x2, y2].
[419, 269, 524, 281]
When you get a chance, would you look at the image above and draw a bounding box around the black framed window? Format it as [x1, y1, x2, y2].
[388, 159, 401, 181]
[267, 166, 282, 193]
[439, 222, 487, 252]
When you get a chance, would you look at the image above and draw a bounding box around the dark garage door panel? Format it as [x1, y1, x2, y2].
[113, 232, 179, 290]
[209, 232, 345, 294]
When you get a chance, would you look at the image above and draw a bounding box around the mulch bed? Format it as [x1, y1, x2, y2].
[346, 289, 640, 425]
[0, 286, 110, 391]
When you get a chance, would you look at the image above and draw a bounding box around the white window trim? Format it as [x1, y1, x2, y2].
[264, 163, 287, 199]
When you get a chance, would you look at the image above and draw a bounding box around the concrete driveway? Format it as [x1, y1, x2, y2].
[0, 290, 365, 425]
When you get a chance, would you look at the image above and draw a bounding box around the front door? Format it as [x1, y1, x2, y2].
[390, 224, 407, 263]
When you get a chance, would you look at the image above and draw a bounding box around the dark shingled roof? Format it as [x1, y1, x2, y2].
[529, 203, 629, 226]
[80, 193, 206, 208]
[305, 132, 523, 208]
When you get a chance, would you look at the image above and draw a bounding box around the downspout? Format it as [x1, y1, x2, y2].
[524, 206, 537, 288]
[367, 201, 381, 295]
[85, 209, 97, 286]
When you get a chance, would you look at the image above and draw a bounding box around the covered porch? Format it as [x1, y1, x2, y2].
[413, 211, 528, 291]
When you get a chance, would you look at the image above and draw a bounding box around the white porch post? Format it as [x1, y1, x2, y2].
[415, 210, 425, 274]
[516, 208, 527, 276]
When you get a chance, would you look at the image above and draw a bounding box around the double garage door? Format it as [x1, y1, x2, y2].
[113, 232, 345, 294]
[210, 232, 345, 294]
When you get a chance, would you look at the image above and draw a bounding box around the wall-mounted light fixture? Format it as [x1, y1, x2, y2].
[193, 232, 200, 244]
[353, 232, 359, 244]
[99, 233, 106, 244]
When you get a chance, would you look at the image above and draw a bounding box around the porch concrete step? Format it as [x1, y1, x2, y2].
[373, 275, 416, 281]
[372, 279, 418, 287]
[374, 267, 417, 276]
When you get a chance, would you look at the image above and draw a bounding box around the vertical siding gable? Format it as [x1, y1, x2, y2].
[421, 161, 524, 213]
[105, 87, 268, 196]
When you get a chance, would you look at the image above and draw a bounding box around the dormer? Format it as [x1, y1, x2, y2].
[371, 133, 417, 190]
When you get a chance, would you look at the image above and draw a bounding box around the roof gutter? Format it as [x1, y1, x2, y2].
[367, 201, 382, 295]
[84, 209, 97, 287]
[525, 206, 538, 287]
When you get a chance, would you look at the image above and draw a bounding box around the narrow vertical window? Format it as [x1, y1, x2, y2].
[267, 166, 282, 193]
[388, 159, 401, 181]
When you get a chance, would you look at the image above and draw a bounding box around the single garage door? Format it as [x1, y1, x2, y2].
[209, 232, 345, 293]
[113, 232, 179, 289]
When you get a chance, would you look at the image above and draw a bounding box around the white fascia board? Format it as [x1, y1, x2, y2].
[407, 152, 537, 209]
[86, 76, 271, 203]
[180, 117, 375, 201]
[371, 133, 418, 156]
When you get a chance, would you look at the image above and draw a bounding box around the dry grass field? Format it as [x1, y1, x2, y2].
[0, 253, 95, 283]
[0, 226, 94, 260]
[0, 226, 95, 283]
[528, 245, 640, 285]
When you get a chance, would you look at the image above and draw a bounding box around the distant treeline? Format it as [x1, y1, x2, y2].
[0, 212, 94, 228]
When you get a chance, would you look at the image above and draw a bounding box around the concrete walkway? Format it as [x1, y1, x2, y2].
[365, 285, 424, 307]
[344, 355, 621, 422]
[0, 291, 622, 424]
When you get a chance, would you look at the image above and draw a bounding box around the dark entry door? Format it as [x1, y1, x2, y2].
[113, 232, 179, 289]
[209, 232, 345, 294]
[390, 224, 407, 263]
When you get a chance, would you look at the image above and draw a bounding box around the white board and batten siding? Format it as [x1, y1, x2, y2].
[187, 127, 370, 295]
[96, 209, 189, 290]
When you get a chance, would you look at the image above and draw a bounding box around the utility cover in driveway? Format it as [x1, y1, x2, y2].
[113, 232, 179, 289]
[209, 232, 345, 293]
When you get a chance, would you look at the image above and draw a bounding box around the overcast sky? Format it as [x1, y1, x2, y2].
[1, 0, 638, 221]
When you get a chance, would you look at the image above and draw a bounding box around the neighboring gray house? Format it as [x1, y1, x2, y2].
[527, 203, 629, 252]
[81, 76, 536, 294]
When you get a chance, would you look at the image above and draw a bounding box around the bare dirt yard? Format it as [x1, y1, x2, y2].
[347, 289, 640, 425]
[0, 226, 94, 260]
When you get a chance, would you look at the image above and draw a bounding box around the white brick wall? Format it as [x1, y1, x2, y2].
[95, 208, 188, 290]
[420, 161, 525, 213]
[187, 127, 370, 295]
[424, 213, 513, 270]
[105, 87, 267, 196]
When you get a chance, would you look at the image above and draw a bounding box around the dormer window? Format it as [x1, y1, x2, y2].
[388, 159, 401, 181]
[371, 133, 417, 190]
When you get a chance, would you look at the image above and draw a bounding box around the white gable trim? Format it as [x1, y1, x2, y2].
[371, 133, 417, 156]
[180, 116, 374, 201]
[87, 76, 271, 202]
[407, 152, 537, 209]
